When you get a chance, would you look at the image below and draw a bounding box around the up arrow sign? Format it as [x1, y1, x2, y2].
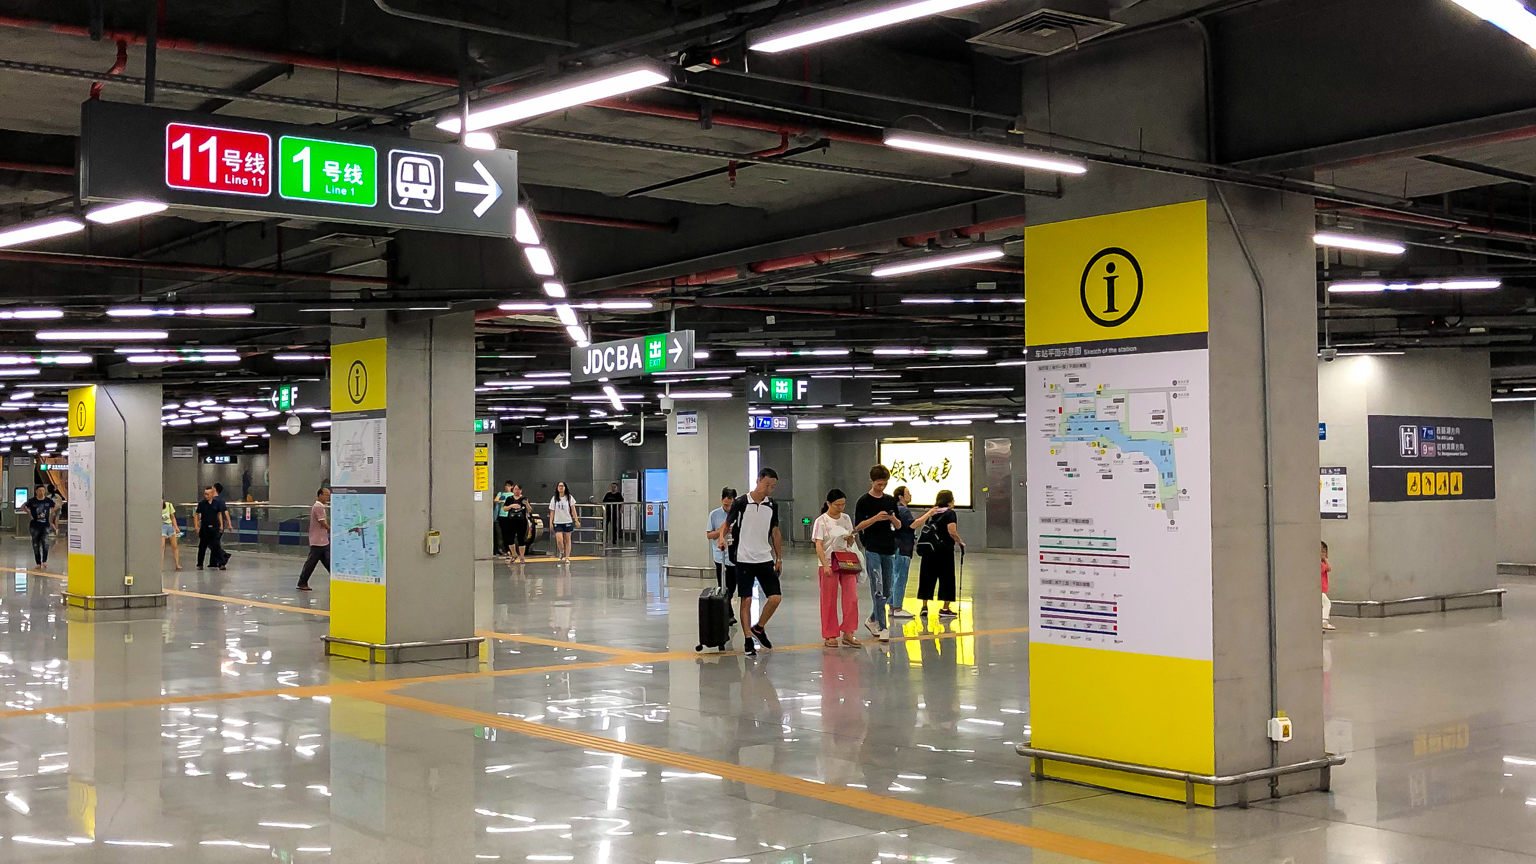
[753, 379, 769, 397]
[454, 160, 502, 217]
[669, 336, 685, 364]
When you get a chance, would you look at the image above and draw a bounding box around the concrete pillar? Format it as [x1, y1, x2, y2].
[268, 431, 324, 505]
[666, 399, 748, 573]
[64, 383, 165, 609]
[1495, 401, 1536, 567]
[1319, 351, 1499, 604]
[323, 313, 480, 663]
[162, 438, 199, 508]
[791, 429, 831, 544]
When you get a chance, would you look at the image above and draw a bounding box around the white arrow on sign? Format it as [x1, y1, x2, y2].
[753, 379, 769, 396]
[669, 337, 684, 364]
[454, 160, 502, 218]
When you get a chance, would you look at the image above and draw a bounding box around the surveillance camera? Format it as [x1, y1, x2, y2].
[1319, 347, 1338, 362]
[659, 396, 674, 416]
[620, 431, 640, 446]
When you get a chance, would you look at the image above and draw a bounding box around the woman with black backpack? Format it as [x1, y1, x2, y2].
[911, 489, 965, 620]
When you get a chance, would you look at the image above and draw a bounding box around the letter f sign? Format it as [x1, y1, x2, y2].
[795, 380, 808, 400]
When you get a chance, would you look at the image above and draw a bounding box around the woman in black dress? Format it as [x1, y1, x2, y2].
[912, 489, 965, 619]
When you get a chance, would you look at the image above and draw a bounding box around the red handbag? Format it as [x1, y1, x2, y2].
[830, 551, 862, 573]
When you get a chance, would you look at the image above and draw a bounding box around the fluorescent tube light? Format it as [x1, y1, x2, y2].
[1449, 0, 1536, 50]
[603, 384, 624, 411]
[437, 59, 671, 133]
[272, 354, 328, 361]
[1327, 279, 1500, 293]
[565, 324, 587, 342]
[0, 369, 40, 377]
[858, 414, 919, 423]
[883, 130, 1086, 174]
[0, 217, 84, 249]
[901, 297, 1024, 304]
[86, 201, 168, 224]
[1313, 232, 1405, 255]
[515, 207, 541, 245]
[873, 247, 1006, 277]
[524, 247, 556, 276]
[0, 309, 63, 319]
[554, 304, 579, 326]
[934, 411, 998, 420]
[542, 281, 566, 298]
[934, 386, 1014, 393]
[36, 329, 168, 341]
[736, 348, 849, 358]
[667, 390, 734, 399]
[749, 0, 1001, 53]
[872, 347, 988, 356]
[106, 306, 255, 317]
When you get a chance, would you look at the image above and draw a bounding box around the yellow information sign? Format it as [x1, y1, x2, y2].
[1024, 200, 1209, 346]
[474, 444, 490, 492]
[68, 385, 96, 438]
[331, 337, 387, 413]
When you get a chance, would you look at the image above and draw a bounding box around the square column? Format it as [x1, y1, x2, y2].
[666, 398, 748, 576]
[268, 431, 325, 505]
[323, 314, 481, 663]
[64, 383, 166, 610]
[1025, 192, 1324, 806]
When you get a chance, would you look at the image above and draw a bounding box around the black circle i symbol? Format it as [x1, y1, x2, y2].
[347, 360, 368, 404]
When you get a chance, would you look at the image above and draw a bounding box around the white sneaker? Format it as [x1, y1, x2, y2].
[864, 619, 881, 639]
[892, 608, 914, 619]
[878, 629, 890, 643]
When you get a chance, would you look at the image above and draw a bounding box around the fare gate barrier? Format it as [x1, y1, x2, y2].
[172, 502, 321, 557]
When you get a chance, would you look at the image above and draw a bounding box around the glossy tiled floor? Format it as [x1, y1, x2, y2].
[0, 535, 1532, 862]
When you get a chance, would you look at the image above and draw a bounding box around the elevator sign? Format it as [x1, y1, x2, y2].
[81, 101, 517, 238]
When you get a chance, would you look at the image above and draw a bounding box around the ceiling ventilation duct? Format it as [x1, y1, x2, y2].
[966, 0, 1122, 56]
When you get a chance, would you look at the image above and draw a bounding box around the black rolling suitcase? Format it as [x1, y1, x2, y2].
[696, 587, 732, 652]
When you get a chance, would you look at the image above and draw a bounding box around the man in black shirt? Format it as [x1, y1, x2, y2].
[602, 482, 625, 544]
[853, 464, 901, 642]
[194, 485, 229, 570]
[22, 485, 57, 569]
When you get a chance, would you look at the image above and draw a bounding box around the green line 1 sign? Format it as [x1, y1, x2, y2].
[279, 137, 377, 207]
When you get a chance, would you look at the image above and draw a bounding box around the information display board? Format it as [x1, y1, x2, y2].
[80, 101, 517, 238]
[1321, 467, 1348, 519]
[876, 439, 973, 507]
[1366, 415, 1494, 502]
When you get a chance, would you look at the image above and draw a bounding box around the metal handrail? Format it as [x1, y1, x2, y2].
[1016, 743, 1345, 808]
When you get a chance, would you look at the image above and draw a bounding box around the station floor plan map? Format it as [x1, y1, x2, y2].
[1027, 348, 1213, 660]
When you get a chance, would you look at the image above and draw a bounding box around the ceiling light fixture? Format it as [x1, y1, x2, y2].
[0, 217, 84, 249]
[106, 306, 255, 317]
[542, 281, 566, 298]
[514, 207, 541, 245]
[858, 414, 920, 423]
[36, 329, 168, 341]
[565, 324, 588, 343]
[1313, 232, 1406, 255]
[272, 353, 329, 361]
[0, 308, 63, 319]
[1448, 0, 1536, 50]
[934, 411, 998, 420]
[749, 0, 1003, 53]
[1327, 279, 1501, 293]
[933, 386, 1014, 393]
[883, 130, 1087, 174]
[554, 304, 579, 327]
[0, 369, 40, 378]
[524, 247, 556, 276]
[872, 247, 1006, 277]
[736, 348, 849, 358]
[436, 58, 672, 133]
[603, 384, 624, 411]
[666, 390, 734, 399]
[463, 131, 498, 151]
[86, 200, 168, 224]
[872, 347, 988, 356]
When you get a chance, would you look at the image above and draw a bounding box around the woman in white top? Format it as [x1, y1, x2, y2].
[548, 481, 581, 562]
[161, 498, 183, 571]
[813, 488, 862, 648]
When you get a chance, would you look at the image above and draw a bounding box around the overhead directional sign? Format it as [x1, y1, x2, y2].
[746, 376, 871, 406]
[80, 101, 517, 238]
[571, 330, 695, 383]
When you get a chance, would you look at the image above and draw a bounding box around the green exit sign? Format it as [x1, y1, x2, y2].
[473, 418, 499, 433]
[270, 384, 299, 411]
[770, 377, 794, 401]
[279, 136, 376, 207]
[644, 335, 666, 373]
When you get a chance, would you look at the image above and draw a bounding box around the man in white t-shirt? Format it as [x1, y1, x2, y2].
[719, 468, 782, 656]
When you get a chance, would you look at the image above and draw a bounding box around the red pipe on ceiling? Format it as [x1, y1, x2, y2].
[0, 248, 401, 285]
[0, 161, 73, 176]
[1319, 202, 1536, 245]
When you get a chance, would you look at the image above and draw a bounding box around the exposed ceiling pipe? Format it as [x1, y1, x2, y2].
[0, 161, 72, 176]
[369, 0, 579, 47]
[1320, 202, 1536, 245]
[0, 248, 401, 286]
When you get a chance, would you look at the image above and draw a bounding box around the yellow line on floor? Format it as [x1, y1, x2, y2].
[166, 587, 331, 616]
[362, 689, 1195, 864]
[474, 629, 646, 656]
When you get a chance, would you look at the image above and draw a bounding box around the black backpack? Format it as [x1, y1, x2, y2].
[915, 519, 943, 557]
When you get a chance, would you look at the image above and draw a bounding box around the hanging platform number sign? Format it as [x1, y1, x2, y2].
[165, 123, 271, 196]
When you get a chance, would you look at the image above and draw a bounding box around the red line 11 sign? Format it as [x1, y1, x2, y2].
[164, 122, 271, 197]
